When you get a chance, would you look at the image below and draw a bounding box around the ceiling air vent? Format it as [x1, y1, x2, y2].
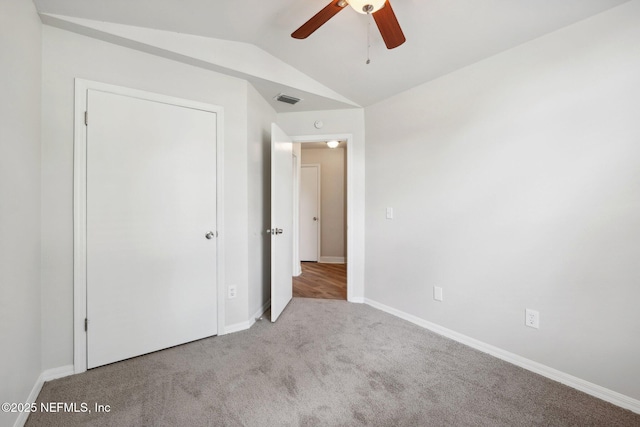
[275, 93, 302, 105]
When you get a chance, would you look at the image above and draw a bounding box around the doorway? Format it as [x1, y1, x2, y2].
[293, 140, 348, 300]
[293, 263, 346, 299]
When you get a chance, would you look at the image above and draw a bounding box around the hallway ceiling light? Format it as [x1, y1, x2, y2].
[327, 140, 340, 148]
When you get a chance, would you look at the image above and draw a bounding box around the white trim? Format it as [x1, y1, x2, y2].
[73, 79, 225, 369]
[215, 105, 226, 336]
[73, 80, 88, 374]
[253, 299, 271, 321]
[293, 264, 302, 277]
[291, 148, 302, 277]
[364, 298, 640, 415]
[224, 319, 253, 334]
[293, 265, 302, 277]
[292, 134, 354, 301]
[224, 299, 271, 334]
[292, 153, 300, 276]
[319, 256, 345, 264]
[14, 365, 75, 427]
[42, 365, 75, 382]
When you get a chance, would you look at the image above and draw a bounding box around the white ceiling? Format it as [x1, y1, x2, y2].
[33, 0, 629, 110]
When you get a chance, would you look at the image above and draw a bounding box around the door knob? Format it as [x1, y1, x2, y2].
[205, 231, 215, 239]
[276, 228, 283, 235]
[313, 217, 318, 221]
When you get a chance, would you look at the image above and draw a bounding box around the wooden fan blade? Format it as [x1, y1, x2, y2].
[291, 0, 347, 39]
[372, 1, 406, 49]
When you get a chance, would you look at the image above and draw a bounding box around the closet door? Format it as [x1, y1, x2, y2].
[86, 89, 218, 368]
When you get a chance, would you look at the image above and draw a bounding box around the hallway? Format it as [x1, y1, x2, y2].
[293, 262, 346, 300]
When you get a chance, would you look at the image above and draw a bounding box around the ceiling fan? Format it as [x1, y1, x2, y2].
[291, 0, 406, 49]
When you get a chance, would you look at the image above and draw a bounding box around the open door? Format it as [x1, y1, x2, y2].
[269, 123, 293, 322]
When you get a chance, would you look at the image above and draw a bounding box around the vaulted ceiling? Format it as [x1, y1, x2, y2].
[33, 0, 629, 111]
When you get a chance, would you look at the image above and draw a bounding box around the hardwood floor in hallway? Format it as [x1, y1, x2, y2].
[293, 262, 346, 300]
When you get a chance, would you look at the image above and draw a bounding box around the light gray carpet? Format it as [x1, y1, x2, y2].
[27, 298, 639, 426]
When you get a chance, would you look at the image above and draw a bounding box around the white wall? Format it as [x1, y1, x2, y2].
[277, 109, 365, 301]
[0, 1, 42, 426]
[247, 83, 277, 318]
[364, 1, 640, 401]
[301, 147, 346, 260]
[41, 25, 253, 370]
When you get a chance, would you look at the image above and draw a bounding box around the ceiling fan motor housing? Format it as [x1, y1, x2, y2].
[348, 0, 386, 14]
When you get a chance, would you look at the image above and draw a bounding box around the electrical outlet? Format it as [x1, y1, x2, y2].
[228, 285, 237, 299]
[525, 309, 539, 329]
[433, 286, 443, 302]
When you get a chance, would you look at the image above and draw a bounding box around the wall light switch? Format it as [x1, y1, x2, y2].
[434, 286, 443, 302]
[386, 207, 394, 219]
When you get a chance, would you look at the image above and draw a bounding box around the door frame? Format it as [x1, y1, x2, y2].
[72, 79, 225, 373]
[300, 164, 321, 262]
[292, 134, 354, 301]
[292, 154, 299, 275]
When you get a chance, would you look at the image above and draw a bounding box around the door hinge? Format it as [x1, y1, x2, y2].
[84, 318, 88, 332]
[84, 111, 88, 126]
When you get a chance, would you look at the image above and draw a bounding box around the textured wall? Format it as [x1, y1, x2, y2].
[365, 1, 640, 401]
[0, 1, 42, 426]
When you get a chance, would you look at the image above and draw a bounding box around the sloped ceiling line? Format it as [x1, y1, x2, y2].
[40, 13, 361, 112]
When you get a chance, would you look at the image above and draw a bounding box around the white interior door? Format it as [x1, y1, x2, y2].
[300, 165, 320, 262]
[270, 123, 293, 322]
[86, 89, 218, 369]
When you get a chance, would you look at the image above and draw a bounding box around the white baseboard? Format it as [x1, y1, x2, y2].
[348, 296, 365, 303]
[224, 299, 271, 334]
[222, 320, 251, 335]
[294, 263, 302, 276]
[319, 256, 345, 264]
[364, 298, 640, 415]
[41, 365, 75, 382]
[252, 299, 271, 323]
[14, 365, 75, 427]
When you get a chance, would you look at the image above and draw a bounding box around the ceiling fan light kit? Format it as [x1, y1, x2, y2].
[291, 0, 405, 50]
[348, 0, 386, 14]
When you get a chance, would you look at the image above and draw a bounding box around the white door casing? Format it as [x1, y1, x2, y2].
[300, 165, 320, 262]
[292, 154, 301, 276]
[290, 135, 355, 301]
[73, 80, 225, 372]
[270, 123, 293, 322]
